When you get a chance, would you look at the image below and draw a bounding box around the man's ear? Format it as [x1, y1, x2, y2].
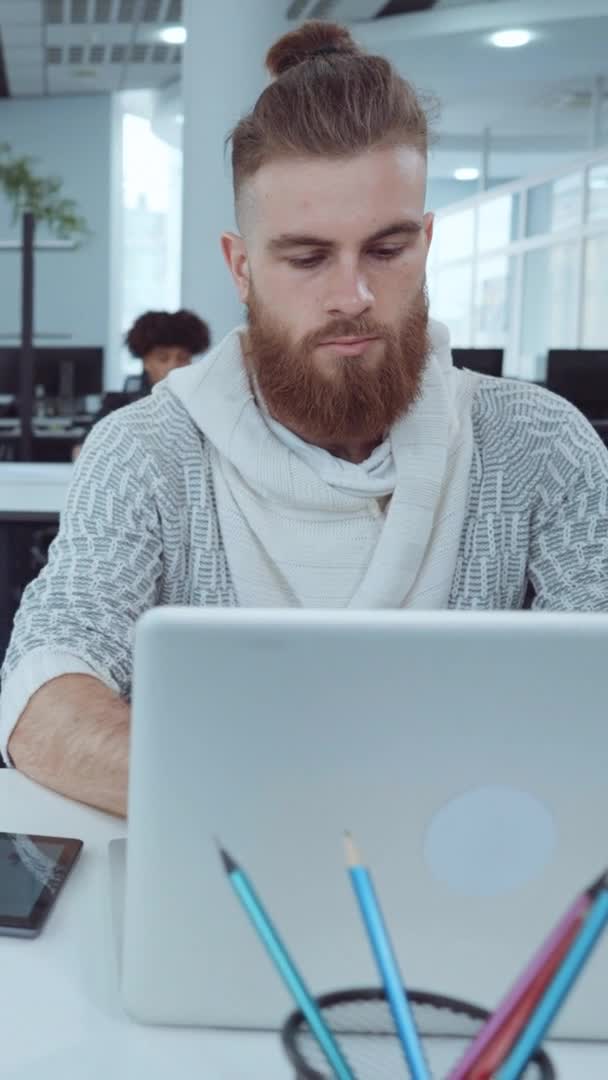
[221, 232, 250, 304]
[423, 211, 434, 254]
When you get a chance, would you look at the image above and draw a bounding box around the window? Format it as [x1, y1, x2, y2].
[478, 195, 520, 253]
[582, 233, 608, 348]
[520, 244, 579, 378]
[588, 164, 608, 222]
[432, 264, 473, 346]
[121, 109, 182, 377]
[435, 208, 475, 264]
[474, 256, 513, 347]
[526, 173, 583, 237]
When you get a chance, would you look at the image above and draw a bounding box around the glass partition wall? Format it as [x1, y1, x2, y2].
[427, 150, 608, 380]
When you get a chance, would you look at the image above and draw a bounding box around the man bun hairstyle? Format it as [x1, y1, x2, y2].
[125, 309, 210, 359]
[229, 21, 433, 209]
[265, 21, 356, 76]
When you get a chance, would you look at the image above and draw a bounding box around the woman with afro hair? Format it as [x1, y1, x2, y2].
[72, 309, 210, 455]
[125, 308, 210, 392]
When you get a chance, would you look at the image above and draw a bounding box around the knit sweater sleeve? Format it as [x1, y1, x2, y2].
[528, 402, 608, 610]
[0, 408, 163, 761]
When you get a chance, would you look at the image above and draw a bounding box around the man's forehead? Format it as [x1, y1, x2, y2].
[242, 145, 427, 240]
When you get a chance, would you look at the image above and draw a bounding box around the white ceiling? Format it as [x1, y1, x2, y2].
[0, 0, 607, 182]
[0, 0, 182, 98]
[355, 0, 608, 180]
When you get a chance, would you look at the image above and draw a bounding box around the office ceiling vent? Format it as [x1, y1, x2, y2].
[142, 0, 163, 20]
[165, 0, 182, 22]
[46, 0, 64, 24]
[117, 0, 137, 22]
[130, 44, 149, 62]
[94, 0, 113, 22]
[70, 0, 88, 23]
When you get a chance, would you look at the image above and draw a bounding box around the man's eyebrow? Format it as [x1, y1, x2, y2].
[267, 219, 423, 253]
[366, 220, 423, 243]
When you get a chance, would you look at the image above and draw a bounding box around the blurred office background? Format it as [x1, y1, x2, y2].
[0, 0, 607, 662]
[0, 0, 606, 422]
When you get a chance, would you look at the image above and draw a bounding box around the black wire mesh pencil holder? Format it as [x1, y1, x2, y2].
[281, 987, 556, 1079]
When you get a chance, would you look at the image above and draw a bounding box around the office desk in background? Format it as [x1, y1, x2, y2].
[0, 463, 72, 670]
[1, 770, 608, 1079]
[0, 418, 91, 463]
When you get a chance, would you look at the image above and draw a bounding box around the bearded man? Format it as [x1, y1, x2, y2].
[2, 21, 607, 814]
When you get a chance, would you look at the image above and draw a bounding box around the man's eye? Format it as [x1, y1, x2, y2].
[287, 254, 325, 269]
[370, 247, 404, 260]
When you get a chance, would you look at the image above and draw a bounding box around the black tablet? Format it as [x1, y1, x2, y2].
[0, 832, 83, 938]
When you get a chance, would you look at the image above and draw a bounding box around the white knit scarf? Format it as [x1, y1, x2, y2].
[167, 320, 479, 609]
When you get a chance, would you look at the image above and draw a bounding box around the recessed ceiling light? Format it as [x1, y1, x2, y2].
[490, 28, 533, 49]
[175, 113, 184, 125]
[454, 167, 480, 182]
[159, 25, 187, 45]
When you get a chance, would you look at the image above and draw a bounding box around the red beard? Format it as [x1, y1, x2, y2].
[246, 285, 430, 444]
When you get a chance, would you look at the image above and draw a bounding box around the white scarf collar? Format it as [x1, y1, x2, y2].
[167, 320, 479, 609]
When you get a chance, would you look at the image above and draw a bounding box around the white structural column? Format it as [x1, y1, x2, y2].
[181, 1, 287, 342]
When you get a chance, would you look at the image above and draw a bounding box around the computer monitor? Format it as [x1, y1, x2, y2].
[452, 348, 504, 378]
[33, 348, 103, 398]
[546, 350, 608, 422]
[0, 348, 19, 396]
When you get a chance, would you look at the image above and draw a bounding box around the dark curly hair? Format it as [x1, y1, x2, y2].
[125, 309, 210, 359]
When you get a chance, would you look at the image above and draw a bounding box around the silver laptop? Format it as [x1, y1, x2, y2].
[117, 607, 608, 1040]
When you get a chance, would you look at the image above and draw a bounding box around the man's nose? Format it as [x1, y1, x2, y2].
[324, 262, 374, 319]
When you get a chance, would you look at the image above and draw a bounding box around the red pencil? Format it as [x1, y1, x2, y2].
[464, 911, 585, 1079]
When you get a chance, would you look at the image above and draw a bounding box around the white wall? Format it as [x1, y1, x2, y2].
[0, 94, 112, 367]
[181, 0, 287, 343]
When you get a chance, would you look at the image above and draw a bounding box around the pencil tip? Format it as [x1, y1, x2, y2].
[344, 831, 360, 867]
[216, 840, 238, 876]
[587, 867, 608, 898]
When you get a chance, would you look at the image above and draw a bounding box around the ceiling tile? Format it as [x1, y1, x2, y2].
[7, 71, 44, 94]
[121, 63, 173, 88]
[47, 64, 120, 91]
[45, 23, 132, 44]
[1, 26, 43, 45]
[0, 0, 41, 22]
[4, 46, 44, 65]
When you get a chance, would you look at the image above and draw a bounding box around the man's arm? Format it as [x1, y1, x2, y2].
[0, 407, 163, 793]
[8, 674, 130, 817]
[528, 405, 608, 611]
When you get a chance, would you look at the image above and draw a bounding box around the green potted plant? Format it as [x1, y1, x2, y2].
[0, 141, 89, 241]
[0, 143, 90, 459]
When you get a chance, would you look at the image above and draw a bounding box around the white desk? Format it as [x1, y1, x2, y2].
[1, 771, 608, 1079]
[0, 462, 73, 516]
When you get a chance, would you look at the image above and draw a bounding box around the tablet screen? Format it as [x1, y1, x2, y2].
[0, 832, 82, 933]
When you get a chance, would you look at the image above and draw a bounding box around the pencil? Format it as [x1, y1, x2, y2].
[460, 916, 585, 1080]
[218, 844, 355, 1080]
[345, 832, 431, 1080]
[496, 875, 608, 1080]
[448, 873, 600, 1079]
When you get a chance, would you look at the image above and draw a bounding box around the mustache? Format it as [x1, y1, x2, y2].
[302, 317, 389, 349]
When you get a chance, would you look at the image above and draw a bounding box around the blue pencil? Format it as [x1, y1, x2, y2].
[345, 833, 431, 1080]
[218, 844, 355, 1080]
[497, 880, 608, 1080]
